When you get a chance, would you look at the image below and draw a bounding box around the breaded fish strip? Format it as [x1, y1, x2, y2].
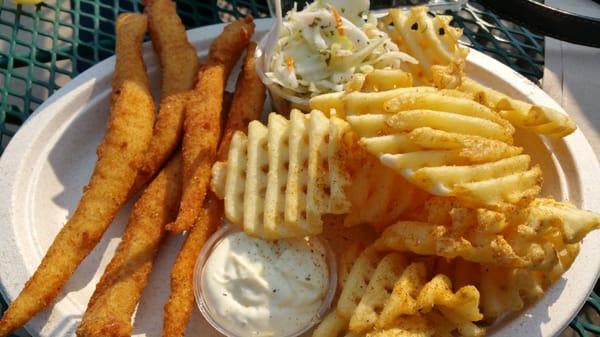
[134, 0, 199, 190]
[218, 42, 265, 159]
[0, 13, 154, 337]
[167, 17, 254, 234]
[162, 43, 265, 337]
[76, 153, 182, 337]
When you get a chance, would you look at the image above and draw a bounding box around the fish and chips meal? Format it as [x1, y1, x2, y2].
[0, 1, 598, 337]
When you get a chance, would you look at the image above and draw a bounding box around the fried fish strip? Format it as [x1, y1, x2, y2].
[218, 42, 265, 160]
[134, 0, 199, 190]
[77, 153, 182, 337]
[0, 14, 154, 337]
[162, 42, 265, 337]
[167, 17, 254, 234]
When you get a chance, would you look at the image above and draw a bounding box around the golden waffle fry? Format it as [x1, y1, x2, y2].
[379, 7, 468, 84]
[328, 116, 353, 213]
[244, 121, 269, 237]
[383, 91, 513, 132]
[458, 77, 576, 137]
[374, 220, 543, 269]
[375, 195, 598, 273]
[264, 113, 293, 237]
[286, 110, 313, 233]
[316, 249, 485, 337]
[307, 110, 333, 227]
[210, 161, 227, 200]
[313, 311, 349, 337]
[341, 88, 544, 208]
[524, 198, 600, 243]
[337, 246, 383, 319]
[211, 110, 353, 239]
[223, 132, 248, 225]
[362, 69, 413, 92]
[309, 87, 436, 118]
[349, 253, 408, 332]
[385, 110, 512, 142]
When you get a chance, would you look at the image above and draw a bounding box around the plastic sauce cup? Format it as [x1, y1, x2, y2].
[193, 224, 338, 337]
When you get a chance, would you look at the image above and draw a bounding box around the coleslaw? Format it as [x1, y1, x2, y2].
[265, 0, 417, 97]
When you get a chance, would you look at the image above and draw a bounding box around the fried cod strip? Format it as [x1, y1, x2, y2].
[218, 42, 265, 158]
[167, 17, 254, 234]
[0, 14, 154, 337]
[76, 153, 182, 337]
[162, 43, 265, 337]
[133, 0, 199, 190]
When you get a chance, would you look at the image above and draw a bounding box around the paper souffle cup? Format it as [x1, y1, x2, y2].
[193, 224, 338, 337]
[255, 35, 311, 115]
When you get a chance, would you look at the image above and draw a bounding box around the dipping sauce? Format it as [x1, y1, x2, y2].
[201, 231, 330, 337]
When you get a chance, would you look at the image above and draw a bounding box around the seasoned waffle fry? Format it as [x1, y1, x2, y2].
[313, 311, 349, 337]
[458, 77, 576, 137]
[337, 246, 383, 319]
[383, 91, 513, 132]
[366, 316, 433, 337]
[244, 121, 269, 237]
[349, 253, 408, 332]
[407, 128, 522, 162]
[316, 249, 485, 337]
[343, 150, 427, 230]
[286, 110, 312, 233]
[307, 110, 332, 227]
[309, 87, 436, 118]
[386, 110, 512, 142]
[362, 69, 413, 92]
[340, 88, 545, 208]
[338, 242, 365, 290]
[210, 161, 227, 199]
[264, 114, 293, 237]
[374, 195, 599, 273]
[410, 155, 531, 194]
[211, 110, 353, 239]
[374, 220, 543, 269]
[453, 165, 542, 206]
[380, 7, 468, 84]
[223, 132, 248, 225]
[328, 116, 353, 213]
[524, 198, 600, 244]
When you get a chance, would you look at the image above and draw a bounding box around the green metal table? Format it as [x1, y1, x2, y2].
[0, 0, 597, 336]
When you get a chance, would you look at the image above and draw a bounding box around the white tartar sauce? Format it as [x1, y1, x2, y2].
[202, 231, 329, 337]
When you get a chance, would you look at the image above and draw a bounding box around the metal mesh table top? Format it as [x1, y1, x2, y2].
[0, 1, 596, 336]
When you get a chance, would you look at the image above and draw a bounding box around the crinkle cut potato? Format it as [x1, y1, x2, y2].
[377, 6, 576, 138]
[314, 247, 485, 337]
[211, 109, 354, 239]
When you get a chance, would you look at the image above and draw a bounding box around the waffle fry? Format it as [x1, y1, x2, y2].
[316, 248, 485, 337]
[515, 198, 600, 244]
[379, 7, 468, 84]
[337, 246, 383, 319]
[342, 89, 543, 208]
[343, 152, 427, 230]
[375, 195, 599, 272]
[244, 120, 269, 237]
[362, 69, 413, 92]
[377, 6, 575, 138]
[211, 110, 353, 239]
[349, 253, 408, 332]
[458, 77, 576, 138]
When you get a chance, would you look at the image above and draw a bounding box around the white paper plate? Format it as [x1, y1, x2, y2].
[0, 19, 599, 337]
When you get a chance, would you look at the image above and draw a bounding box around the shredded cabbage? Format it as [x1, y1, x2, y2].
[265, 0, 417, 97]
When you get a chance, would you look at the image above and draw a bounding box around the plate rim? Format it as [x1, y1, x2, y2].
[0, 18, 599, 337]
